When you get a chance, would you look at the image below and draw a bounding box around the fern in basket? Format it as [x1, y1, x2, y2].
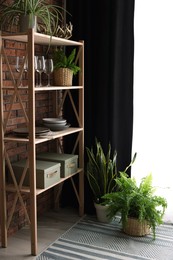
[103, 153, 167, 239]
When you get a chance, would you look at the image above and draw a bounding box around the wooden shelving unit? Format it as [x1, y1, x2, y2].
[0, 29, 84, 256]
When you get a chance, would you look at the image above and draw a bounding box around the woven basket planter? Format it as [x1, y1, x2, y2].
[54, 68, 73, 86]
[123, 218, 151, 237]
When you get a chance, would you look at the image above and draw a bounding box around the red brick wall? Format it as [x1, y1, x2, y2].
[0, 0, 65, 239]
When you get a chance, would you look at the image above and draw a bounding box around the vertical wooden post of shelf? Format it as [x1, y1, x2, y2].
[28, 28, 37, 256]
[78, 41, 84, 216]
[0, 33, 7, 248]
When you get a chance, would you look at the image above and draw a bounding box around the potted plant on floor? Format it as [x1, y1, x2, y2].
[53, 47, 80, 86]
[86, 138, 118, 222]
[0, 0, 64, 34]
[103, 153, 167, 239]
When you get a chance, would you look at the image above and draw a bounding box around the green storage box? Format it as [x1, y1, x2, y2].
[36, 153, 78, 178]
[11, 159, 61, 188]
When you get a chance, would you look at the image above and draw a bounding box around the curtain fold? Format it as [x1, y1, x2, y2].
[64, 0, 135, 212]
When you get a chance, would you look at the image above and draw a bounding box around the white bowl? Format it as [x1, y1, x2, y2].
[44, 123, 70, 131]
[42, 118, 67, 124]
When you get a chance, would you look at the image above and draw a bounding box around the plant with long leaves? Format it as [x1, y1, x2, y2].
[86, 138, 118, 204]
[0, 0, 65, 34]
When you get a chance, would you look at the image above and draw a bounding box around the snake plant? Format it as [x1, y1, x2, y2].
[86, 138, 118, 204]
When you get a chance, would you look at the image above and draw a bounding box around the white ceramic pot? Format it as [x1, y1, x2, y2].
[94, 203, 110, 223]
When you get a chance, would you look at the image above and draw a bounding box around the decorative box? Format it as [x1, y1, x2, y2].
[36, 153, 78, 178]
[11, 159, 61, 188]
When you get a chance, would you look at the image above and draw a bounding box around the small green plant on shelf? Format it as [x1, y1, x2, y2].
[53, 48, 80, 75]
[53, 48, 81, 86]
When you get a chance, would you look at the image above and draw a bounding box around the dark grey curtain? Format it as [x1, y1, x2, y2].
[63, 0, 135, 212]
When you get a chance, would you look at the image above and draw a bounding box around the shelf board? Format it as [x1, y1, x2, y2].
[34, 86, 83, 91]
[35, 127, 83, 144]
[1, 31, 82, 46]
[4, 127, 83, 143]
[2, 86, 83, 91]
[6, 168, 83, 195]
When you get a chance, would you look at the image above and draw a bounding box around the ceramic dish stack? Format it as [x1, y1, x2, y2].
[13, 127, 51, 137]
[42, 118, 70, 131]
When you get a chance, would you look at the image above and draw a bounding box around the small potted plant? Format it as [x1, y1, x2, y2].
[53, 47, 80, 86]
[86, 138, 118, 222]
[0, 0, 64, 34]
[103, 153, 167, 239]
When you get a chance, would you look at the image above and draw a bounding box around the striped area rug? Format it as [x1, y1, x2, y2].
[36, 215, 173, 260]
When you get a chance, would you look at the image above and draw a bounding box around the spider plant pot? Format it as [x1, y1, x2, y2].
[85, 138, 118, 222]
[19, 14, 37, 32]
[54, 68, 73, 86]
[123, 218, 151, 237]
[94, 203, 110, 223]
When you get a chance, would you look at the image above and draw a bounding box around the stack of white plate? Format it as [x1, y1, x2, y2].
[13, 127, 50, 137]
[42, 118, 70, 131]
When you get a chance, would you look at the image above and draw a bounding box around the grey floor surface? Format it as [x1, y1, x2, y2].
[0, 207, 82, 260]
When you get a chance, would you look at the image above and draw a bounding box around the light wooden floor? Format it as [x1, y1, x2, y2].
[0, 207, 82, 260]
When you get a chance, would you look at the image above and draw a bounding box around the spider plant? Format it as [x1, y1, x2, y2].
[0, 0, 65, 34]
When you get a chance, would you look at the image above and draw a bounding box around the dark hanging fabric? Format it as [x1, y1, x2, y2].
[62, 0, 135, 212]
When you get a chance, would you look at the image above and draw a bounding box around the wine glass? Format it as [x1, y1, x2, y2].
[36, 56, 45, 87]
[15, 56, 28, 87]
[34, 56, 39, 86]
[44, 59, 54, 87]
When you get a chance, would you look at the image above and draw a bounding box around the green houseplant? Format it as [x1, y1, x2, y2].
[53, 48, 80, 86]
[86, 138, 118, 222]
[103, 153, 167, 239]
[0, 0, 64, 34]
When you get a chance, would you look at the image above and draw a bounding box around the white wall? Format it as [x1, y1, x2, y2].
[132, 0, 173, 223]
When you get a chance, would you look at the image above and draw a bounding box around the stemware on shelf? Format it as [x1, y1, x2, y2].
[34, 56, 38, 87]
[35, 56, 45, 87]
[15, 56, 28, 87]
[44, 59, 54, 87]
